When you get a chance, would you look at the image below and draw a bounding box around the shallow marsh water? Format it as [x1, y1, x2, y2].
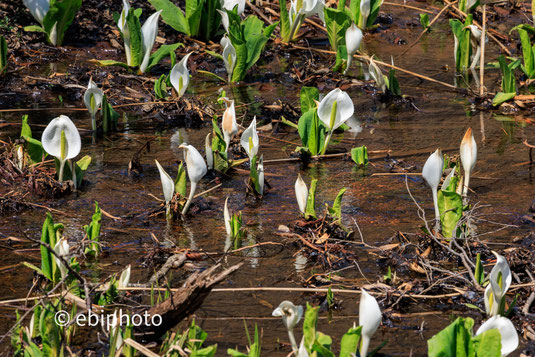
[0, 4, 534, 356]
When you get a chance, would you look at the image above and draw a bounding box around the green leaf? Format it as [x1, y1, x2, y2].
[305, 179, 318, 220]
[20, 115, 32, 139]
[419, 13, 430, 29]
[186, 0, 205, 37]
[21, 117, 47, 164]
[428, 317, 475, 357]
[339, 326, 362, 357]
[387, 68, 401, 96]
[102, 94, 119, 133]
[279, 0, 291, 41]
[472, 329, 501, 357]
[0, 35, 7, 73]
[280, 116, 299, 129]
[303, 303, 319, 350]
[91, 59, 131, 69]
[492, 92, 516, 107]
[474, 253, 484, 285]
[43, 0, 82, 46]
[366, 0, 383, 28]
[512, 26, 535, 78]
[329, 188, 346, 219]
[24, 25, 46, 33]
[351, 146, 368, 166]
[324, 8, 351, 52]
[147, 43, 183, 71]
[191, 345, 217, 357]
[175, 162, 187, 197]
[75, 155, 92, 187]
[198, 0, 222, 41]
[300, 86, 319, 114]
[149, 0, 189, 35]
[437, 189, 463, 239]
[40, 213, 55, 282]
[126, 10, 143, 67]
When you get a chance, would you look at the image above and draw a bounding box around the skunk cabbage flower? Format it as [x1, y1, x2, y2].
[297, 337, 309, 357]
[179, 144, 208, 215]
[224, 197, 231, 236]
[344, 23, 363, 75]
[422, 148, 444, 222]
[295, 173, 308, 214]
[16, 146, 24, 170]
[23, 0, 49, 25]
[118, 265, 131, 289]
[217, 9, 229, 32]
[240, 117, 259, 161]
[117, 0, 132, 65]
[359, 289, 381, 357]
[155, 160, 175, 216]
[140, 10, 163, 73]
[272, 301, 304, 352]
[53, 238, 70, 279]
[360, 0, 371, 28]
[257, 155, 264, 195]
[467, 25, 484, 69]
[476, 316, 518, 356]
[460, 127, 477, 198]
[205, 133, 213, 170]
[485, 252, 512, 317]
[318, 89, 354, 131]
[42, 115, 81, 183]
[83, 79, 104, 131]
[170, 52, 192, 98]
[369, 57, 386, 92]
[222, 99, 238, 152]
[221, 36, 236, 82]
[221, 0, 245, 14]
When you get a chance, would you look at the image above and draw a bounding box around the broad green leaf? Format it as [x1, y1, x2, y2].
[351, 146, 368, 166]
[437, 189, 463, 239]
[186, 0, 205, 37]
[513, 26, 535, 78]
[387, 68, 401, 96]
[40, 305, 62, 357]
[324, 8, 351, 52]
[297, 109, 319, 155]
[366, 0, 383, 28]
[147, 43, 183, 71]
[428, 317, 474, 357]
[303, 303, 319, 350]
[419, 13, 430, 29]
[40, 213, 55, 281]
[312, 333, 335, 357]
[300, 86, 319, 113]
[43, 0, 82, 46]
[21, 117, 47, 164]
[340, 326, 362, 357]
[149, 0, 189, 34]
[472, 329, 501, 357]
[198, 0, 222, 41]
[90, 59, 131, 70]
[20, 115, 32, 139]
[279, 0, 291, 41]
[329, 188, 346, 219]
[492, 92, 516, 107]
[102, 94, 119, 133]
[175, 162, 187, 197]
[474, 253, 484, 285]
[24, 25, 46, 33]
[126, 10, 143, 67]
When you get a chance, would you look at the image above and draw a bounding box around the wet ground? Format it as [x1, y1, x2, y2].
[1, 0, 534, 355]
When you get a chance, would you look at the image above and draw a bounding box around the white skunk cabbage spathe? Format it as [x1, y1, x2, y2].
[317, 88, 354, 132]
[476, 316, 519, 356]
[257, 155, 264, 195]
[221, 36, 237, 82]
[360, 0, 371, 28]
[295, 173, 308, 214]
[222, 98, 238, 152]
[41, 115, 81, 183]
[205, 132, 213, 170]
[53, 238, 70, 279]
[485, 252, 512, 317]
[359, 289, 381, 357]
[272, 301, 304, 353]
[422, 148, 444, 222]
[460, 127, 477, 198]
[154, 159, 175, 216]
[369, 56, 386, 92]
[83, 79, 104, 131]
[179, 144, 208, 215]
[467, 25, 485, 69]
[118, 265, 131, 289]
[221, 0, 245, 14]
[139, 10, 163, 73]
[23, 0, 49, 25]
[224, 197, 231, 236]
[240, 117, 259, 161]
[118, 0, 132, 65]
[170, 52, 192, 98]
[344, 23, 363, 75]
[217, 9, 230, 32]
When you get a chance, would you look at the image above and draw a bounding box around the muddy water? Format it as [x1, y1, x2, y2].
[1, 7, 534, 356]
